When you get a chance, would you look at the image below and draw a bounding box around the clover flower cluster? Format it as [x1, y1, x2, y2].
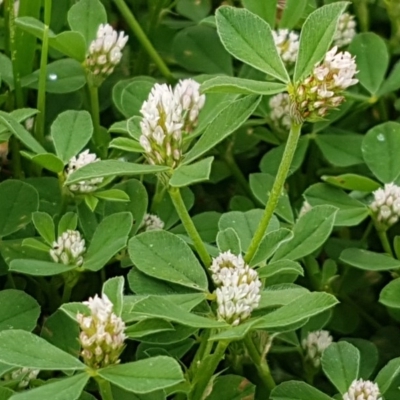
[85, 24, 128, 84]
[302, 330, 333, 368]
[139, 79, 205, 168]
[210, 251, 261, 326]
[343, 379, 382, 400]
[77, 294, 126, 369]
[66, 150, 103, 193]
[289, 46, 358, 122]
[3, 368, 39, 389]
[369, 183, 400, 228]
[272, 29, 299, 64]
[333, 12, 357, 48]
[50, 230, 86, 266]
[269, 93, 292, 130]
[140, 213, 165, 231]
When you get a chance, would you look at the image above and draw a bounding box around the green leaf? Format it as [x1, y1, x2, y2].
[257, 260, 304, 279]
[128, 231, 208, 292]
[94, 189, 130, 202]
[27, 153, 65, 173]
[321, 342, 360, 394]
[83, 212, 133, 271]
[201, 77, 287, 95]
[380, 278, 400, 309]
[173, 26, 232, 75]
[0, 108, 38, 142]
[0, 387, 13, 400]
[170, 157, 213, 187]
[184, 95, 261, 164]
[378, 60, 400, 97]
[67, 0, 107, 44]
[0, 180, 39, 238]
[0, 290, 40, 332]
[118, 81, 155, 119]
[207, 375, 255, 400]
[10, 373, 89, 400]
[241, 0, 277, 26]
[272, 206, 338, 261]
[98, 356, 184, 394]
[51, 110, 93, 164]
[109, 137, 143, 153]
[349, 33, 389, 95]
[9, 260, 77, 276]
[125, 319, 175, 339]
[0, 112, 45, 154]
[321, 174, 380, 192]
[362, 122, 400, 183]
[50, 31, 87, 62]
[375, 357, 400, 395]
[279, 0, 308, 29]
[216, 6, 289, 82]
[258, 285, 308, 309]
[294, 2, 348, 82]
[250, 229, 293, 266]
[304, 183, 369, 227]
[0, 330, 85, 370]
[65, 161, 170, 185]
[102, 277, 124, 317]
[340, 248, 400, 271]
[176, 0, 211, 22]
[32, 212, 55, 245]
[216, 228, 241, 255]
[271, 381, 332, 400]
[344, 338, 378, 380]
[58, 212, 78, 235]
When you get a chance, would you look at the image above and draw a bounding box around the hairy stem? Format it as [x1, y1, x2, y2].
[96, 377, 114, 400]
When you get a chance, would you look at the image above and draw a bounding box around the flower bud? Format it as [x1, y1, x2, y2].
[50, 230, 86, 266]
[333, 12, 357, 48]
[302, 330, 333, 368]
[343, 379, 382, 400]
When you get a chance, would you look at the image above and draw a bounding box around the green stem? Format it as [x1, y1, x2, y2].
[243, 335, 276, 393]
[244, 123, 302, 264]
[168, 186, 211, 267]
[34, 0, 52, 145]
[189, 340, 230, 400]
[376, 228, 394, 257]
[353, 0, 369, 32]
[61, 284, 72, 304]
[112, 0, 174, 82]
[88, 84, 103, 154]
[151, 180, 166, 213]
[188, 329, 212, 379]
[96, 377, 114, 400]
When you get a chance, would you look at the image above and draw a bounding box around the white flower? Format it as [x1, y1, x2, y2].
[4, 368, 39, 388]
[333, 13, 357, 48]
[211, 251, 261, 326]
[66, 150, 103, 193]
[343, 379, 382, 400]
[302, 330, 333, 368]
[269, 93, 291, 130]
[140, 213, 164, 231]
[85, 23, 128, 83]
[299, 201, 312, 217]
[272, 29, 299, 64]
[77, 294, 126, 369]
[139, 79, 205, 168]
[50, 230, 86, 266]
[370, 183, 400, 228]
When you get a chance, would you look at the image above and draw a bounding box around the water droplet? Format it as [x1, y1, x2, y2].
[48, 73, 57, 81]
[377, 133, 385, 142]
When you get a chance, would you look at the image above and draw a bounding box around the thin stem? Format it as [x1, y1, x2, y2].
[61, 284, 72, 304]
[88, 84, 103, 154]
[376, 227, 394, 257]
[168, 186, 211, 267]
[188, 329, 212, 379]
[151, 180, 167, 213]
[244, 123, 302, 264]
[112, 0, 174, 82]
[35, 0, 52, 145]
[353, 0, 369, 32]
[96, 377, 114, 400]
[189, 340, 230, 400]
[243, 335, 276, 393]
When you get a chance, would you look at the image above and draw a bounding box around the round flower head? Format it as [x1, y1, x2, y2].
[66, 150, 103, 193]
[302, 330, 333, 368]
[272, 29, 299, 64]
[370, 183, 400, 229]
[269, 93, 292, 130]
[85, 23, 128, 85]
[342, 379, 382, 400]
[289, 46, 358, 122]
[3, 368, 39, 389]
[77, 294, 126, 369]
[140, 213, 164, 231]
[139, 79, 205, 169]
[49, 230, 86, 266]
[211, 251, 261, 326]
[333, 12, 357, 48]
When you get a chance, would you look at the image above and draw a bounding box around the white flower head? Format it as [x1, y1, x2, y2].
[211, 251, 261, 326]
[269, 93, 291, 130]
[77, 293, 126, 369]
[4, 368, 39, 389]
[85, 23, 128, 84]
[302, 330, 333, 368]
[140, 213, 164, 232]
[370, 183, 400, 228]
[272, 29, 299, 64]
[50, 230, 86, 266]
[66, 150, 103, 193]
[343, 379, 382, 400]
[333, 12, 357, 48]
